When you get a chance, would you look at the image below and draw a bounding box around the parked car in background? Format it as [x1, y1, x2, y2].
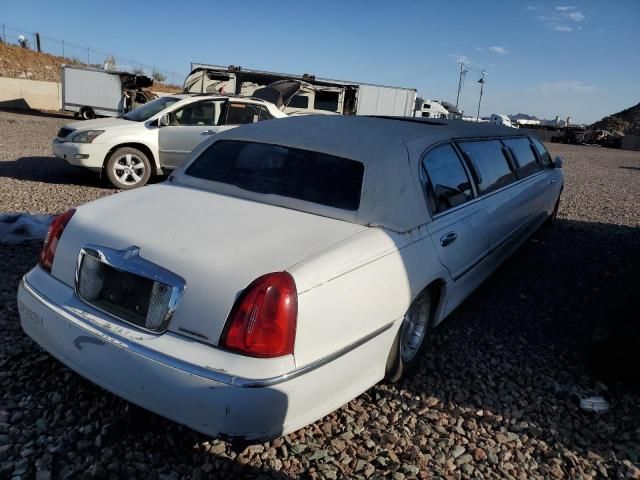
[490, 114, 518, 128]
[52, 94, 287, 189]
[20, 116, 563, 441]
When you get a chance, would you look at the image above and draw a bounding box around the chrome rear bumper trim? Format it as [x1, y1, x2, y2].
[22, 275, 395, 388]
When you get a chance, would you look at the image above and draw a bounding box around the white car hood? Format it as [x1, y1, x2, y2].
[63, 117, 141, 132]
[52, 183, 367, 345]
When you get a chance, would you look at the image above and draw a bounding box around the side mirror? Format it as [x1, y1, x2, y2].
[553, 155, 564, 169]
[158, 114, 170, 127]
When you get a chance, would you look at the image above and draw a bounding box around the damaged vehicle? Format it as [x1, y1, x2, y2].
[62, 65, 157, 120]
[52, 94, 287, 189]
[19, 116, 563, 441]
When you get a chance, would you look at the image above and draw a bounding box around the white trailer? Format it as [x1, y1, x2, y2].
[184, 63, 416, 117]
[61, 65, 155, 119]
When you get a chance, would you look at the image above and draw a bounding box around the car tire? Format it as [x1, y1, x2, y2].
[545, 194, 562, 227]
[385, 291, 432, 383]
[80, 107, 95, 120]
[105, 147, 152, 190]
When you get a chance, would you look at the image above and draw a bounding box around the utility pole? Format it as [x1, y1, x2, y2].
[456, 61, 468, 108]
[476, 70, 487, 122]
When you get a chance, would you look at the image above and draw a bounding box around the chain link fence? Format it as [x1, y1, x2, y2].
[0, 22, 185, 85]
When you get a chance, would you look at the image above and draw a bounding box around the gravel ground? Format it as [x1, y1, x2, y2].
[1, 110, 639, 479]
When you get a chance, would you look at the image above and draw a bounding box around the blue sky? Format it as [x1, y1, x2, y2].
[1, 0, 638, 123]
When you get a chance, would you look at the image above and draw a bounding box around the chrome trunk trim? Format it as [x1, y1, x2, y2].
[74, 244, 186, 334]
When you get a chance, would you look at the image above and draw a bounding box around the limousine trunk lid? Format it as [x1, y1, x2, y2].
[51, 183, 367, 345]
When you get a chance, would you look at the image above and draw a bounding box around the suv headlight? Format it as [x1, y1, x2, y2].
[71, 130, 105, 143]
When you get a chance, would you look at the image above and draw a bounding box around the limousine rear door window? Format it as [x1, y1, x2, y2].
[503, 137, 542, 178]
[530, 137, 553, 167]
[457, 140, 517, 194]
[421, 144, 474, 214]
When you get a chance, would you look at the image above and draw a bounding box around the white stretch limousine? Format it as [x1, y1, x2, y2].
[18, 116, 563, 441]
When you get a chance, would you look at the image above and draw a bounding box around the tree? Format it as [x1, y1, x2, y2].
[152, 69, 166, 83]
[132, 67, 145, 76]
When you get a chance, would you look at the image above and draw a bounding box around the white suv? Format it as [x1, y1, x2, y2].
[52, 94, 287, 189]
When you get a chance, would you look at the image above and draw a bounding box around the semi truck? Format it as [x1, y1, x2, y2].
[183, 63, 417, 116]
[61, 65, 156, 119]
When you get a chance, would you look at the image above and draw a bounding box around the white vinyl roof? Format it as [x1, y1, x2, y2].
[175, 115, 522, 232]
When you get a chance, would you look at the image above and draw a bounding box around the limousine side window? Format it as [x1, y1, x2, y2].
[421, 143, 474, 214]
[503, 137, 541, 178]
[457, 140, 516, 194]
[530, 137, 553, 167]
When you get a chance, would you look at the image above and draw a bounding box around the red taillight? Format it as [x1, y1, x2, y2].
[39, 209, 76, 272]
[221, 272, 297, 358]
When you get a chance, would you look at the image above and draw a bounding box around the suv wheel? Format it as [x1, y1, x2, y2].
[105, 147, 151, 190]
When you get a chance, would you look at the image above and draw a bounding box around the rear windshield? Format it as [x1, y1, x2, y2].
[185, 140, 365, 210]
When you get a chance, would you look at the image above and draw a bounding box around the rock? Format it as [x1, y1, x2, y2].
[331, 439, 347, 452]
[456, 454, 473, 466]
[451, 446, 465, 459]
[209, 442, 226, 455]
[460, 463, 474, 476]
[290, 443, 307, 455]
[473, 448, 487, 462]
[402, 464, 420, 476]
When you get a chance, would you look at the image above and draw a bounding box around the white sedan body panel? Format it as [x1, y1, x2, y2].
[21, 116, 564, 440]
[51, 184, 368, 348]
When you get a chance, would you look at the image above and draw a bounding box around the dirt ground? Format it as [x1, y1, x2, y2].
[0, 109, 639, 479]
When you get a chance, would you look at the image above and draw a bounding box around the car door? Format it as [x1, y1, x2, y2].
[501, 137, 548, 230]
[158, 99, 222, 169]
[455, 139, 519, 252]
[421, 143, 491, 309]
[530, 136, 562, 213]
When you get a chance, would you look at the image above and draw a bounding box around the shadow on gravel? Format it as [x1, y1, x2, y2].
[0, 107, 74, 120]
[0, 156, 107, 188]
[401, 217, 640, 462]
[0, 156, 166, 188]
[619, 166, 640, 171]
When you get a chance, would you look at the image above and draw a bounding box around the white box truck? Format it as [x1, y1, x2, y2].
[61, 65, 156, 119]
[184, 63, 417, 117]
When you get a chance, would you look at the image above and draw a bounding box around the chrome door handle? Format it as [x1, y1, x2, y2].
[440, 232, 458, 247]
[202, 130, 215, 135]
[550, 178, 558, 184]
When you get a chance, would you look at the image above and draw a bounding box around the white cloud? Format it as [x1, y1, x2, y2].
[533, 5, 585, 32]
[527, 5, 539, 10]
[530, 80, 597, 94]
[475, 46, 485, 51]
[488, 46, 508, 54]
[567, 10, 585, 21]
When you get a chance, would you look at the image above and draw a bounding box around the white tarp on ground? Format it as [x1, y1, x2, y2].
[0, 213, 53, 244]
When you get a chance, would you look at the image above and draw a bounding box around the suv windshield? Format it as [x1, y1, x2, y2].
[122, 96, 181, 121]
[185, 140, 364, 210]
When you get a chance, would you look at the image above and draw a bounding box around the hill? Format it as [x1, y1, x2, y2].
[591, 102, 640, 136]
[0, 42, 181, 92]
